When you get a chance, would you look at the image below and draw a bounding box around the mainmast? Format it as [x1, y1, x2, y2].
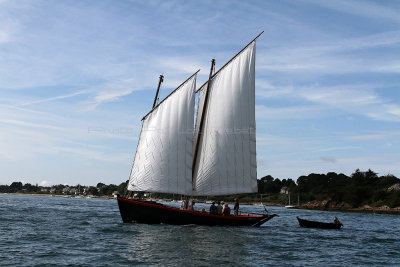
[192, 59, 215, 187]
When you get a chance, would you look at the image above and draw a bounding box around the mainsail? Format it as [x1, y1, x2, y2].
[192, 42, 257, 196]
[127, 73, 198, 195]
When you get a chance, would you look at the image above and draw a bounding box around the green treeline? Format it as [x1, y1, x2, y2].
[1, 169, 400, 208]
[0, 182, 128, 197]
[258, 169, 400, 208]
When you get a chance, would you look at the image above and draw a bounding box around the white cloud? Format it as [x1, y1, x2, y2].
[299, 87, 382, 108]
[256, 104, 328, 120]
[346, 131, 400, 141]
[320, 156, 337, 163]
[40, 180, 50, 186]
[0, 118, 64, 131]
[256, 82, 400, 122]
[258, 30, 400, 76]
[374, 63, 400, 73]
[157, 57, 205, 77]
[82, 79, 142, 111]
[18, 90, 89, 107]
[54, 146, 131, 163]
[0, 5, 19, 44]
[306, 0, 400, 23]
[94, 89, 133, 105]
[0, 30, 11, 43]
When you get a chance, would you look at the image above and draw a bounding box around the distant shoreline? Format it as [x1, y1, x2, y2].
[297, 200, 400, 215]
[295, 206, 400, 215]
[1, 192, 114, 199]
[3, 193, 399, 214]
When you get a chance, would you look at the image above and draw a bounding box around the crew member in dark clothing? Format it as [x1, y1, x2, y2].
[222, 203, 231, 216]
[209, 202, 218, 215]
[217, 201, 223, 215]
[234, 198, 240, 216]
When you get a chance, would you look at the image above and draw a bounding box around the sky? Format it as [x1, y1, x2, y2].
[1, 0, 399, 186]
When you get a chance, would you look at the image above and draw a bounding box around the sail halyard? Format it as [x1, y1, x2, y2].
[127, 71, 199, 195]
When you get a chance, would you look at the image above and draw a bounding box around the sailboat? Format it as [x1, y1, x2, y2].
[117, 32, 277, 226]
[285, 194, 299, 209]
[285, 194, 294, 208]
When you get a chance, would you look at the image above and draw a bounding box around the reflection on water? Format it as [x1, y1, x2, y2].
[124, 224, 253, 266]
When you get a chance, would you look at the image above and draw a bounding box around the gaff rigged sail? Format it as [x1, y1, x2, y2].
[128, 73, 197, 195]
[192, 42, 257, 196]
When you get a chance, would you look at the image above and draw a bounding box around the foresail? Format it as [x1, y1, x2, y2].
[193, 42, 257, 196]
[128, 74, 197, 195]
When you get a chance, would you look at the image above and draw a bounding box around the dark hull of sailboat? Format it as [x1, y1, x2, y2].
[117, 197, 277, 227]
[297, 217, 343, 229]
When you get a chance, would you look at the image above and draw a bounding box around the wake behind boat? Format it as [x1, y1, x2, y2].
[297, 216, 343, 229]
[117, 32, 277, 226]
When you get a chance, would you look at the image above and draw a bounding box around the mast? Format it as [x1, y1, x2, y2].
[142, 70, 200, 121]
[192, 59, 215, 186]
[152, 75, 164, 108]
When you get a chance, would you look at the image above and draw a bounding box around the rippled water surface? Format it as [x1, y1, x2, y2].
[1, 194, 399, 266]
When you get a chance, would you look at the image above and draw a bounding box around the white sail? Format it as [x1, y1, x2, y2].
[128, 74, 197, 195]
[193, 82, 207, 153]
[193, 42, 257, 196]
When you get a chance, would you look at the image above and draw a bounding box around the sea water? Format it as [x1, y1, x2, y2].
[1, 194, 399, 266]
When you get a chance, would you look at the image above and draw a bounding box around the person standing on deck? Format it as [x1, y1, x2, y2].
[222, 203, 231, 216]
[210, 202, 218, 215]
[181, 199, 188, 210]
[234, 198, 240, 216]
[217, 201, 223, 215]
[189, 200, 195, 211]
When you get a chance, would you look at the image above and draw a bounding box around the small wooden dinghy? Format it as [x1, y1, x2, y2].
[297, 216, 343, 229]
